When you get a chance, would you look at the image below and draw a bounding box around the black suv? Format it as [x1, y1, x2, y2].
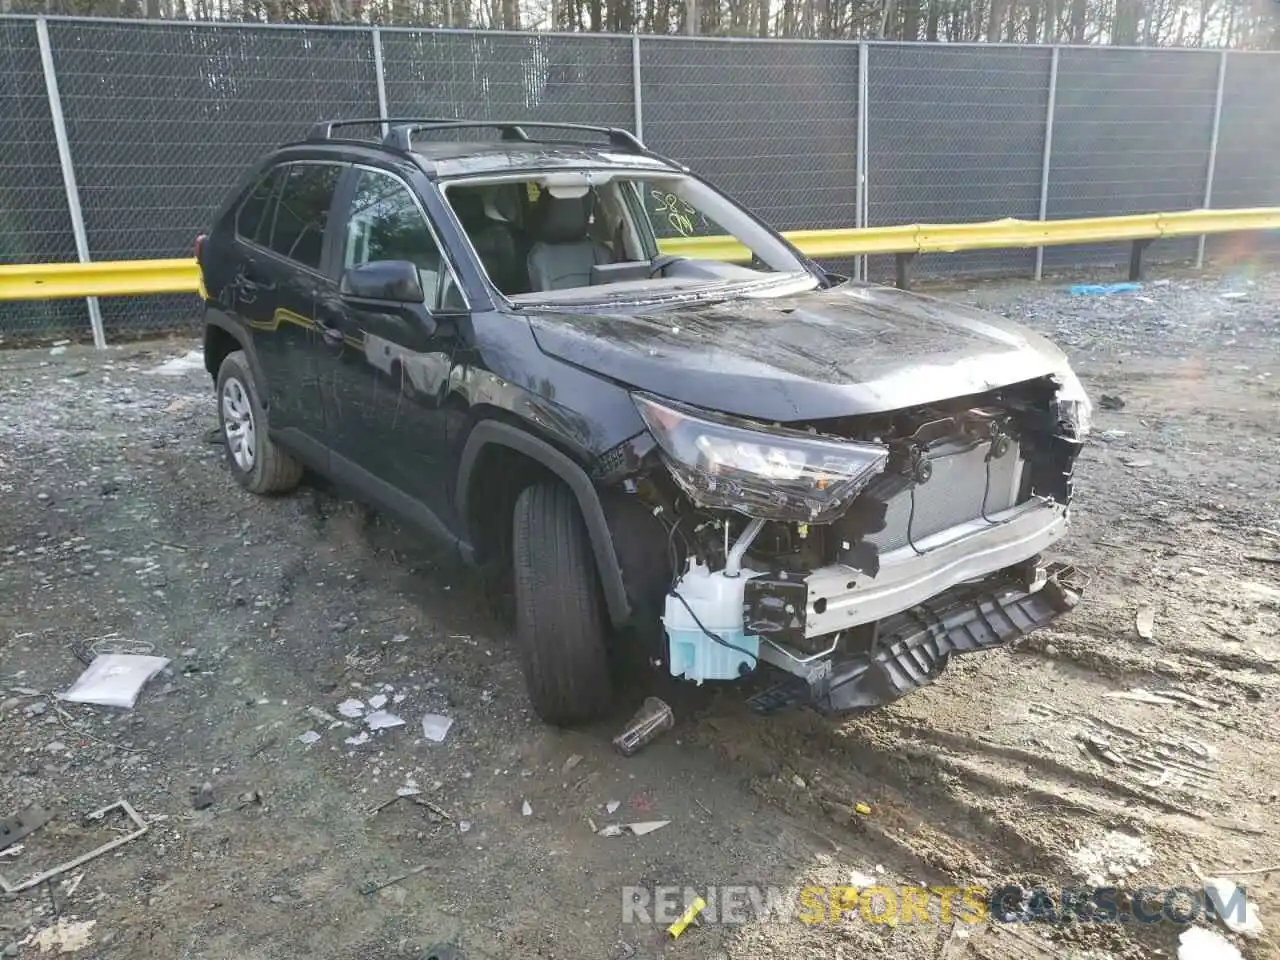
[199, 119, 1089, 725]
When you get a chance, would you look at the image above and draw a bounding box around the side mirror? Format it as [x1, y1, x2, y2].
[340, 260, 424, 304]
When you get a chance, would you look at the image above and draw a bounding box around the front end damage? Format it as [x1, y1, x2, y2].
[612, 372, 1090, 713]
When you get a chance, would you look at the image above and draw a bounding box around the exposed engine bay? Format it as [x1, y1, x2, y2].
[617, 374, 1089, 713]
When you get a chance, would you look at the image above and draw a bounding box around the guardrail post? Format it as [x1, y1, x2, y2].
[1128, 239, 1153, 282]
[372, 26, 389, 138]
[632, 33, 643, 141]
[856, 42, 869, 282]
[36, 16, 106, 349]
[1197, 49, 1227, 270]
[894, 252, 915, 290]
[1034, 46, 1060, 283]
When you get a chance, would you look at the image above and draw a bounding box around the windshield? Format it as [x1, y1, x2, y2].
[439, 170, 818, 306]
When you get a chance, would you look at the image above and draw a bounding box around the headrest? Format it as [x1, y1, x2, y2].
[534, 194, 592, 244]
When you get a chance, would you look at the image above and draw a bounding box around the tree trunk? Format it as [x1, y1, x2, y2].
[986, 0, 1007, 39]
[925, 0, 940, 39]
[1068, 0, 1086, 41]
[684, 0, 696, 32]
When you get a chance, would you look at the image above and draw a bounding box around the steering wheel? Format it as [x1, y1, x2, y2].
[648, 254, 684, 278]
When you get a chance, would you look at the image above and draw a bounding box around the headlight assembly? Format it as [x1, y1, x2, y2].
[1053, 368, 1093, 440]
[633, 393, 889, 523]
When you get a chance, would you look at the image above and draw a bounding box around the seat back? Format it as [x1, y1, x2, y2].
[526, 194, 612, 292]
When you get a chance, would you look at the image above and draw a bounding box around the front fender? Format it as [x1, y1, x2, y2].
[456, 420, 632, 629]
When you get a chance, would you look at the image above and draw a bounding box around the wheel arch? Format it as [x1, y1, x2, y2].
[203, 317, 266, 402]
[456, 420, 631, 629]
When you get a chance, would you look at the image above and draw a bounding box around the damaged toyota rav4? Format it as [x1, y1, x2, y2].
[198, 119, 1089, 725]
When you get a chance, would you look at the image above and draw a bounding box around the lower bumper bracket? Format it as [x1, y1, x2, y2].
[747, 561, 1084, 715]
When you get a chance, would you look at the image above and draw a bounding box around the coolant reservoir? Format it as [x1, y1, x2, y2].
[663, 560, 761, 684]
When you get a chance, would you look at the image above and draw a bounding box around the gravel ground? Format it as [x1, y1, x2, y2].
[1, 268, 1278, 960]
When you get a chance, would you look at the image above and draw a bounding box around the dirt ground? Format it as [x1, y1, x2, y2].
[2, 267, 1278, 960]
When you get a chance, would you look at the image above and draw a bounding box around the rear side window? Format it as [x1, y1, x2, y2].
[235, 168, 283, 244]
[270, 164, 341, 270]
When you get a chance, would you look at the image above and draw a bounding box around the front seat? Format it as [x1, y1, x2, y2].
[526, 194, 612, 292]
[450, 188, 526, 295]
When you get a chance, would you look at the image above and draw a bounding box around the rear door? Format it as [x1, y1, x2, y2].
[229, 160, 343, 461]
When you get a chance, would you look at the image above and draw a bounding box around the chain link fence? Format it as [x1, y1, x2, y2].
[0, 16, 1278, 343]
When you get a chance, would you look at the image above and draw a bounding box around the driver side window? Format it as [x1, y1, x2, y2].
[343, 169, 464, 311]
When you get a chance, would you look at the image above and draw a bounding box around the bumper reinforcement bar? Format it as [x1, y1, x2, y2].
[747, 561, 1085, 715]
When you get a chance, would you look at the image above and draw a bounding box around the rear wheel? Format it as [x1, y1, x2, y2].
[216, 350, 303, 495]
[512, 482, 613, 725]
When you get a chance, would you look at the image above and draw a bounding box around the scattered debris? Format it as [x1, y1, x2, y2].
[1069, 282, 1142, 297]
[1177, 926, 1242, 960]
[365, 710, 404, 731]
[305, 706, 338, 725]
[298, 730, 321, 746]
[421, 713, 453, 743]
[605, 800, 621, 815]
[146, 349, 204, 376]
[390, 633, 409, 643]
[1135, 604, 1156, 640]
[0, 844, 23, 858]
[336, 699, 365, 719]
[458, 820, 472, 834]
[24, 918, 97, 955]
[1069, 830, 1153, 886]
[598, 820, 670, 838]
[562, 754, 583, 775]
[1099, 393, 1126, 410]
[1201, 875, 1265, 939]
[791, 774, 807, 790]
[358, 862, 429, 896]
[613, 696, 674, 756]
[0, 800, 148, 895]
[1122, 457, 1154, 469]
[191, 782, 215, 810]
[368, 693, 388, 710]
[57, 653, 171, 709]
[1104, 688, 1180, 706]
[1210, 863, 1280, 877]
[344, 731, 370, 747]
[667, 896, 707, 940]
[521, 800, 533, 817]
[0, 805, 53, 852]
[848, 870, 877, 888]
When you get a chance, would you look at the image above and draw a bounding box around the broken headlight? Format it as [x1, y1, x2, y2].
[633, 393, 889, 523]
[1053, 368, 1093, 440]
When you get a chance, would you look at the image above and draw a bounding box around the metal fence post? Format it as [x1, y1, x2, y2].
[631, 33, 643, 141]
[1197, 49, 1227, 269]
[856, 42, 868, 281]
[36, 16, 105, 349]
[372, 26, 389, 136]
[1034, 45, 1060, 282]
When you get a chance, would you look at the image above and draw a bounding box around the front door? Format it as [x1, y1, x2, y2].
[316, 165, 469, 538]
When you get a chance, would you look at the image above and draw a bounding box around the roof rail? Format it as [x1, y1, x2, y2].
[383, 120, 647, 155]
[306, 117, 468, 142]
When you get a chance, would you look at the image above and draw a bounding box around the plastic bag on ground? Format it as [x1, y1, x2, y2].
[57, 654, 171, 709]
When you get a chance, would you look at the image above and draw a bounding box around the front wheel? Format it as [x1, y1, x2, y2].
[511, 482, 613, 725]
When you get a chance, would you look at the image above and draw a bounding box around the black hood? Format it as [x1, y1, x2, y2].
[525, 282, 1071, 422]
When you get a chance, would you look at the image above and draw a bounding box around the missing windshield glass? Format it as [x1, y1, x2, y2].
[441, 171, 818, 304]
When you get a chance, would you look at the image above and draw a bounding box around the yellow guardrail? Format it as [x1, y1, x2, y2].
[0, 258, 200, 301]
[0, 207, 1276, 303]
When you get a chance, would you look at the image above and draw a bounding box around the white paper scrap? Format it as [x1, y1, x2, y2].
[57, 654, 171, 709]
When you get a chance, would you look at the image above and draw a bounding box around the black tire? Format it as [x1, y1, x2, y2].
[512, 482, 613, 725]
[215, 349, 303, 495]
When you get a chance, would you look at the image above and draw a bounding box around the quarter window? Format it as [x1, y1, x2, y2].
[235, 168, 283, 245]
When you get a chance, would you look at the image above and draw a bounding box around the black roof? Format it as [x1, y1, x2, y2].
[299, 118, 685, 178]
